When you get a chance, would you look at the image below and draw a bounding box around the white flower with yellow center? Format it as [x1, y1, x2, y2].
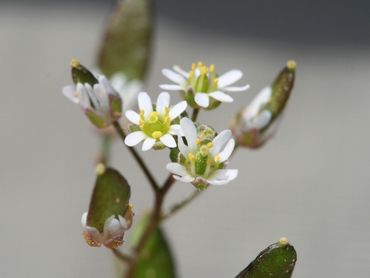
[160, 62, 250, 108]
[166, 118, 238, 188]
[124, 92, 187, 151]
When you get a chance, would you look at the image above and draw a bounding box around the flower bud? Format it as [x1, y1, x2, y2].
[62, 59, 122, 128]
[231, 60, 296, 148]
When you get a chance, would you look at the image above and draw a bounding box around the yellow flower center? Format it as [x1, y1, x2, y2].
[140, 109, 171, 140]
[187, 61, 219, 93]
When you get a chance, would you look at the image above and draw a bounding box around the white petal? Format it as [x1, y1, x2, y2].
[178, 136, 190, 156]
[156, 92, 170, 114]
[160, 134, 177, 148]
[166, 163, 188, 176]
[93, 83, 109, 111]
[98, 75, 117, 96]
[244, 87, 272, 120]
[159, 84, 184, 91]
[209, 91, 234, 103]
[142, 137, 156, 151]
[224, 84, 250, 92]
[169, 101, 187, 120]
[169, 124, 183, 136]
[180, 118, 197, 149]
[211, 130, 232, 155]
[248, 110, 272, 129]
[207, 169, 238, 185]
[81, 212, 88, 226]
[125, 110, 141, 125]
[219, 139, 235, 163]
[104, 216, 124, 236]
[218, 70, 243, 88]
[110, 73, 127, 93]
[173, 65, 189, 77]
[194, 93, 210, 108]
[173, 175, 194, 183]
[62, 85, 80, 104]
[124, 131, 146, 146]
[162, 68, 186, 85]
[138, 92, 152, 117]
[118, 215, 130, 230]
[83, 83, 99, 109]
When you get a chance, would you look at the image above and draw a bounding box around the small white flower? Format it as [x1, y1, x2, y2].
[166, 118, 238, 188]
[160, 62, 250, 108]
[110, 73, 143, 112]
[81, 210, 133, 249]
[63, 70, 122, 128]
[124, 92, 187, 151]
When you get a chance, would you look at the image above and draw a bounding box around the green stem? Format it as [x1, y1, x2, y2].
[162, 189, 203, 221]
[112, 249, 132, 263]
[98, 133, 112, 165]
[191, 108, 200, 121]
[113, 121, 159, 192]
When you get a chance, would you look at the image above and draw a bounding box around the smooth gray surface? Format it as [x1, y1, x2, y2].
[1, 3, 370, 278]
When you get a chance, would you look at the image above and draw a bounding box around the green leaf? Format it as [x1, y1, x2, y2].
[87, 167, 131, 232]
[236, 238, 297, 278]
[97, 0, 153, 81]
[130, 215, 177, 278]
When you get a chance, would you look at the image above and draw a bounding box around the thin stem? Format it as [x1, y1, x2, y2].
[97, 133, 112, 165]
[112, 249, 132, 263]
[162, 189, 203, 221]
[113, 121, 159, 192]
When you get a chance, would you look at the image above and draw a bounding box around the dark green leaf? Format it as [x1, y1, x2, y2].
[97, 0, 153, 81]
[236, 239, 297, 278]
[87, 167, 131, 232]
[130, 215, 177, 278]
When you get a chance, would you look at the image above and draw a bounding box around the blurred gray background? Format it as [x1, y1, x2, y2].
[1, 0, 370, 277]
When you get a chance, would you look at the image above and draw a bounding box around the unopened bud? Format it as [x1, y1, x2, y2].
[231, 61, 296, 148]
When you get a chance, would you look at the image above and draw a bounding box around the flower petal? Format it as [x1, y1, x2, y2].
[159, 84, 184, 91]
[169, 101, 187, 120]
[62, 85, 80, 104]
[169, 124, 183, 136]
[142, 137, 156, 151]
[166, 163, 188, 176]
[156, 92, 170, 114]
[219, 139, 235, 162]
[125, 110, 141, 125]
[162, 69, 186, 85]
[81, 212, 88, 226]
[211, 130, 232, 155]
[224, 84, 250, 92]
[173, 175, 195, 183]
[207, 169, 238, 185]
[160, 134, 177, 148]
[173, 65, 189, 78]
[209, 91, 234, 103]
[218, 70, 243, 88]
[248, 110, 272, 129]
[194, 93, 210, 108]
[180, 117, 197, 149]
[124, 131, 146, 147]
[138, 92, 152, 117]
[177, 136, 190, 156]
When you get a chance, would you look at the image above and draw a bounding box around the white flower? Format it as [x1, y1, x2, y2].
[110, 73, 143, 112]
[160, 62, 250, 108]
[81, 210, 133, 249]
[166, 118, 238, 188]
[63, 68, 122, 128]
[124, 92, 187, 151]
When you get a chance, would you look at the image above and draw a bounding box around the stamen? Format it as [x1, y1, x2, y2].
[195, 138, 201, 145]
[70, 58, 80, 68]
[214, 155, 221, 163]
[148, 112, 159, 123]
[200, 145, 209, 156]
[188, 153, 195, 161]
[207, 142, 213, 148]
[152, 131, 162, 139]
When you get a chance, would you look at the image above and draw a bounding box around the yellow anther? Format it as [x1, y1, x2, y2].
[70, 58, 80, 68]
[279, 237, 289, 246]
[95, 163, 106, 175]
[197, 61, 204, 67]
[152, 131, 162, 139]
[148, 112, 159, 123]
[188, 153, 196, 161]
[139, 109, 145, 116]
[195, 138, 201, 145]
[191, 63, 197, 71]
[200, 145, 209, 156]
[214, 155, 221, 163]
[200, 65, 208, 75]
[207, 142, 213, 148]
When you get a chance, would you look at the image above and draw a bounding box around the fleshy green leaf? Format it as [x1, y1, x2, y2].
[130, 215, 177, 278]
[236, 238, 297, 278]
[97, 0, 153, 81]
[87, 167, 131, 232]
